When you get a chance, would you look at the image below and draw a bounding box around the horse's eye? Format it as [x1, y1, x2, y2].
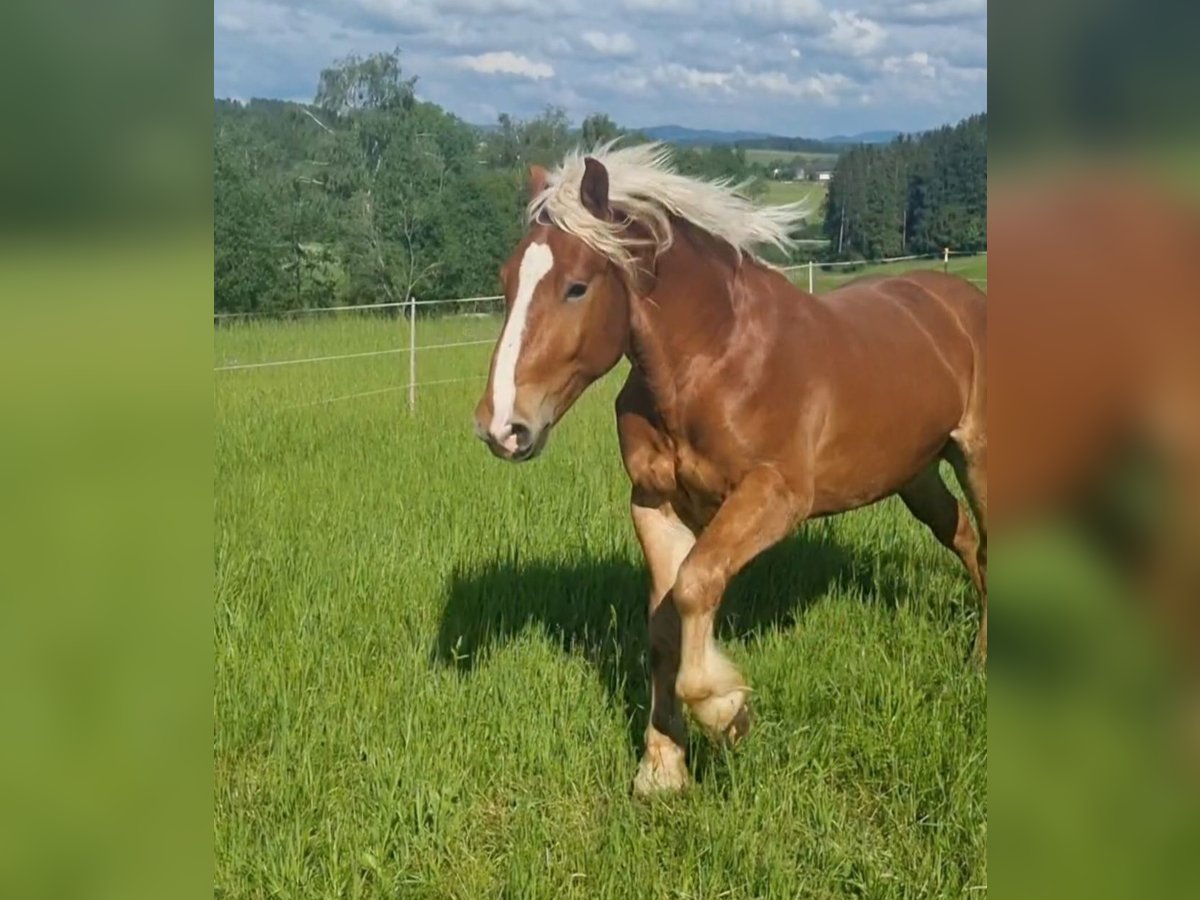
[565, 281, 588, 301]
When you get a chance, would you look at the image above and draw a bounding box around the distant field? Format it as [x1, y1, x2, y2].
[760, 179, 827, 230]
[215, 255, 987, 897]
[761, 178, 827, 209]
[788, 253, 988, 293]
[743, 148, 839, 168]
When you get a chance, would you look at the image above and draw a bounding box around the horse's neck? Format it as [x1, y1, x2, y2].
[626, 224, 741, 432]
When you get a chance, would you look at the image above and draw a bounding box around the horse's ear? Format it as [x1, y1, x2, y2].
[580, 157, 609, 218]
[527, 164, 548, 200]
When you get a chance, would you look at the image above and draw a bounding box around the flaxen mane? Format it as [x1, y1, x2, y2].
[527, 140, 811, 275]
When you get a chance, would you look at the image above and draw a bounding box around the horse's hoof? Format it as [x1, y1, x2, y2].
[632, 753, 689, 797]
[969, 634, 987, 671]
[724, 703, 752, 745]
[688, 690, 752, 746]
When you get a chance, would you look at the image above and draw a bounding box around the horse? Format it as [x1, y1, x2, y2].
[472, 142, 987, 795]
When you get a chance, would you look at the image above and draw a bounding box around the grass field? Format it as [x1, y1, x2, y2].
[215, 258, 987, 897]
[743, 148, 839, 169]
[760, 179, 828, 222]
[805, 254, 987, 294]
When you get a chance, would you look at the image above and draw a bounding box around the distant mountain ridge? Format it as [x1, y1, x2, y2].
[638, 124, 778, 145]
[823, 130, 903, 145]
[635, 124, 905, 152]
[464, 120, 906, 151]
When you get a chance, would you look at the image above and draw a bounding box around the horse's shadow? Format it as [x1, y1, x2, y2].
[431, 521, 950, 764]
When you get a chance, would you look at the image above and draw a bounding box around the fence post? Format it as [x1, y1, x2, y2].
[408, 294, 417, 413]
[808, 259, 814, 294]
[943, 247, 950, 273]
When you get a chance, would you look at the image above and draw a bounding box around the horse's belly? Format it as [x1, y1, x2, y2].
[808, 401, 955, 514]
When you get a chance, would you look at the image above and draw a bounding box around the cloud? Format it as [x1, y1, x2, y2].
[828, 11, 886, 58]
[216, 10, 250, 33]
[620, 0, 695, 11]
[453, 51, 554, 80]
[745, 69, 855, 102]
[648, 62, 855, 104]
[651, 63, 734, 92]
[882, 51, 936, 79]
[215, 0, 986, 137]
[604, 68, 651, 96]
[871, 51, 984, 106]
[732, 0, 825, 27]
[580, 31, 637, 58]
[403, 0, 551, 15]
[867, 0, 985, 25]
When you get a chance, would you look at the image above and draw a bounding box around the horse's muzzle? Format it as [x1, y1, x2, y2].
[474, 415, 547, 463]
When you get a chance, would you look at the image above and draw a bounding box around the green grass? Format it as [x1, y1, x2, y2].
[790, 254, 988, 294]
[761, 179, 828, 217]
[215, 259, 987, 898]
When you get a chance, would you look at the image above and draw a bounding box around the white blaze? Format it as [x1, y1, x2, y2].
[491, 241, 554, 441]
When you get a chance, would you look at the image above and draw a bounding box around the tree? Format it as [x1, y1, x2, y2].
[483, 106, 573, 170]
[581, 113, 620, 148]
[824, 114, 986, 258]
[315, 49, 417, 117]
[213, 130, 285, 313]
[215, 49, 984, 316]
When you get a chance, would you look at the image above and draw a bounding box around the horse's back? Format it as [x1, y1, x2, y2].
[822, 269, 984, 345]
[771, 270, 985, 510]
[814, 270, 984, 393]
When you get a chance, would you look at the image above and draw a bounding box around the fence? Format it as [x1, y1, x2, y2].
[214, 250, 987, 412]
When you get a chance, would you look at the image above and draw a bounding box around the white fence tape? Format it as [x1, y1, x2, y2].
[214, 294, 503, 320]
[214, 252, 988, 320]
[217, 251, 986, 410]
[283, 376, 485, 410]
[215, 339, 494, 372]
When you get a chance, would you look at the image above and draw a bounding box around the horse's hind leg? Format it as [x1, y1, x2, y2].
[946, 428, 988, 664]
[899, 461, 985, 657]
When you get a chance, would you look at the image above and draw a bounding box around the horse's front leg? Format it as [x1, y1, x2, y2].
[630, 489, 695, 796]
[672, 467, 806, 741]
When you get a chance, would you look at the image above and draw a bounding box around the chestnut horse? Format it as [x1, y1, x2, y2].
[472, 143, 986, 795]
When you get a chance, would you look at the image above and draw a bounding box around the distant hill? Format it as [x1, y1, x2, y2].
[637, 124, 908, 149]
[639, 125, 841, 154]
[466, 120, 903, 152]
[638, 124, 777, 145]
[822, 130, 903, 145]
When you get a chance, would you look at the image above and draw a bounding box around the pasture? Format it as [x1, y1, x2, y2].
[742, 148, 839, 169]
[215, 258, 988, 897]
[810, 254, 986, 293]
[760, 179, 828, 221]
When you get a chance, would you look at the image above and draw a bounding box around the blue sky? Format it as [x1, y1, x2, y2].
[214, 0, 986, 137]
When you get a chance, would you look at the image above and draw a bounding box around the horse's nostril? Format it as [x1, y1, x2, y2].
[509, 421, 533, 451]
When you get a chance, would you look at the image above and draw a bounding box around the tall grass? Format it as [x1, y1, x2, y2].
[215, 261, 987, 898]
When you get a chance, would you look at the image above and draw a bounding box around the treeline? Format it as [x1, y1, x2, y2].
[214, 50, 786, 315]
[823, 113, 986, 260]
[214, 49, 984, 315]
[738, 135, 840, 154]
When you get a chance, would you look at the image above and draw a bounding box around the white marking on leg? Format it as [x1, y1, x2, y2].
[491, 242, 554, 444]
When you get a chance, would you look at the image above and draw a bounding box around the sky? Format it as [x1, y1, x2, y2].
[214, 0, 986, 138]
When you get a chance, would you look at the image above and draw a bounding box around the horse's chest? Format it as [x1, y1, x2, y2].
[668, 443, 727, 530]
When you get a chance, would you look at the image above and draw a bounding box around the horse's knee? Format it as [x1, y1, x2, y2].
[672, 559, 722, 617]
